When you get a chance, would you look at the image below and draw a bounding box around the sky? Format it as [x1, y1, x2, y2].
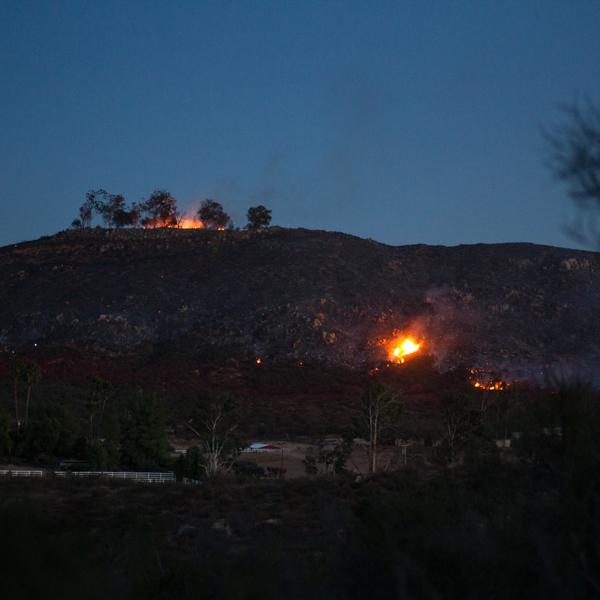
[1, 1, 600, 249]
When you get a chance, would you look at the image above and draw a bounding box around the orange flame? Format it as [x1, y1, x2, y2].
[141, 212, 229, 230]
[178, 216, 205, 229]
[389, 336, 422, 363]
[143, 217, 204, 229]
[142, 207, 206, 229]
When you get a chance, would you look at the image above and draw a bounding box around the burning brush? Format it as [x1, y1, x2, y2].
[388, 336, 422, 364]
[469, 369, 509, 391]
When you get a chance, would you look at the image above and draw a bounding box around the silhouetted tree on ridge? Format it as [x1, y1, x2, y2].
[139, 189, 179, 228]
[197, 199, 232, 230]
[73, 189, 140, 229]
[246, 205, 272, 230]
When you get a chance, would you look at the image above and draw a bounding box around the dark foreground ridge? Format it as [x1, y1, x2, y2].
[0, 227, 599, 376]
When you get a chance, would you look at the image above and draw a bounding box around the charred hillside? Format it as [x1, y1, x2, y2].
[0, 227, 599, 378]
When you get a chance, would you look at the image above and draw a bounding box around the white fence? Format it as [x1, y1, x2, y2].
[0, 469, 44, 477]
[54, 471, 176, 483]
[0, 469, 177, 484]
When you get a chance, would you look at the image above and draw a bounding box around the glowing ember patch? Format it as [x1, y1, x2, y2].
[469, 369, 509, 391]
[255, 358, 262, 365]
[472, 380, 508, 391]
[389, 337, 422, 363]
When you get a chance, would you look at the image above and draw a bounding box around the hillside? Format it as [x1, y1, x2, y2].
[0, 227, 599, 380]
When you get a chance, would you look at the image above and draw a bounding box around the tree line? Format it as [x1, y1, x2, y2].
[1, 359, 246, 477]
[2, 354, 598, 487]
[71, 188, 272, 231]
[1, 357, 169, 470]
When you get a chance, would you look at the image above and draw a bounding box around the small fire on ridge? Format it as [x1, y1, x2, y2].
[142, 206, 217, 230]
[178, 216, 205, 229]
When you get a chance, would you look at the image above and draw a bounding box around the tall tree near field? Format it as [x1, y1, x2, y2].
[87, 402, 121, 470]
[86, 377, 111, 444]
[440, 392, 482, 464]
[545, 374, 596, 462]
[23, 402, 78, 459]
[176, 446, 202, 481]
[358, 383, 402, 474]
[9, 356, 24, 428]
[120, 392, 168, 469]
[22, 360, 41, 426]
[246, 205, 272, 230]
[0, 407, 11, 458]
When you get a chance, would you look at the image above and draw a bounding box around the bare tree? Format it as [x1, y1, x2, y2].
[79, 192, 96, 227]
[358, 383, 402, 474]
[77, 189, 138, 229]
[545, 100, 600, 247]
[189, 394, 240, 478]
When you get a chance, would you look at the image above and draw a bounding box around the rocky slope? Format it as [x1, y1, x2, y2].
[0, 227, 599, 379]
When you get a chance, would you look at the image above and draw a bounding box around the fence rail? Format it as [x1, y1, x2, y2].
[0, 469, 44, 477]
[54, 471, 176, 483]
[0, 469, 177, 483]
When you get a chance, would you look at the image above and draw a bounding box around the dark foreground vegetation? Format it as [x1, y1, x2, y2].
[0, 452, 598, 600]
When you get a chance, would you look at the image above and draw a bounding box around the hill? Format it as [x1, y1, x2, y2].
[0, 227, 599, 382]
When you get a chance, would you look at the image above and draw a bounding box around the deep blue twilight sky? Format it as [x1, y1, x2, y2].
[1, 1, 600, 248]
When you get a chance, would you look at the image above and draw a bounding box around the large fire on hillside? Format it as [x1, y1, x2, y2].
[388, 336, 422, 363]
[368, 331, 425, 365]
